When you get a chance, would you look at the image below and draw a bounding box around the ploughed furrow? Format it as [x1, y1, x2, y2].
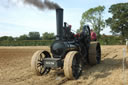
[0, 46, 128, 85]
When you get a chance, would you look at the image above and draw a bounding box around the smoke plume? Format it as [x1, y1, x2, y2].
[24, 0, 61, 10]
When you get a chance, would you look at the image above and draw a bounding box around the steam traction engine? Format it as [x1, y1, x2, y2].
[31, 8, 101, 79]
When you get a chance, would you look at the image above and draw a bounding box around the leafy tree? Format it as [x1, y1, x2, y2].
[28, 32, 40, 40]
[0, 36, 14, 41]
[42, 32, 55, 40]
[18, 34, 28, 40]
[7, 36, 14, 41]
[80, 6, 105, 38]
[106, 3, 128, 40]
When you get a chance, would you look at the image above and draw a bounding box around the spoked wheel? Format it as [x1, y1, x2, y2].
[31, 50, 51, 75]
[89, 42, 101, 65]
[64, 51, 82, 79]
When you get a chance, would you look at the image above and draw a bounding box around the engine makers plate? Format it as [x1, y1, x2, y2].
[43, 58, 62, 68]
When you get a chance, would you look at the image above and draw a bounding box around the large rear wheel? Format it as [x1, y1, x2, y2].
[89, 42, 101, 65]
[31, 50, 51, 75]
[64, 51, 82, 79]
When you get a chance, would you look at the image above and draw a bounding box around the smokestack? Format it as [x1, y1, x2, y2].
[56, 8, 63, 40]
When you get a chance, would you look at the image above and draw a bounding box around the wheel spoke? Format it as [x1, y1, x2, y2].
[40, 54, 43, 61]
[37, 61, 44, 67]
[42, 67, 47, 74]
[37, 63, 41, 67]
[44, 68, 51, 74]
[38, 60, 42, 62]
[40, 66, 43, 73]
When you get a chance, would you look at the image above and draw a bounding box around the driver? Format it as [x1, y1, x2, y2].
[90, 29, 97, 41]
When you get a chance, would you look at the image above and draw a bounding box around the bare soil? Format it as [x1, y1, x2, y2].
[0, 46, 128, 85]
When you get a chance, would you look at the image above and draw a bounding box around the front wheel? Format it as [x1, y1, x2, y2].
[31, 50, 51, 75]
[64, 51, 82, 79]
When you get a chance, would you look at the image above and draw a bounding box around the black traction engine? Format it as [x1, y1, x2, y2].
[31, 8, 101, 79]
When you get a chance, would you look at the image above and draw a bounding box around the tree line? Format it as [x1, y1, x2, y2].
[0, 32, 55, 41]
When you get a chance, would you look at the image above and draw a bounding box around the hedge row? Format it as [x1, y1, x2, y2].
[0, 40, 54, 46]
[98, 36, 125, 45]
[0, 36, 125, 46]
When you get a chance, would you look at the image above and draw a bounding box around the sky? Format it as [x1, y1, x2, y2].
[0, 0, 128, 37]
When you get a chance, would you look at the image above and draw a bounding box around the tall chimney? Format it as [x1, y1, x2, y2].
[56, 8, 63, 40]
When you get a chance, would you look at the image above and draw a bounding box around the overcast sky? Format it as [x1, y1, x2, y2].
[0, 0, 127, 37]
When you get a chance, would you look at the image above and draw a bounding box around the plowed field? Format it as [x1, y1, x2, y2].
[0, 46, 128, 85]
